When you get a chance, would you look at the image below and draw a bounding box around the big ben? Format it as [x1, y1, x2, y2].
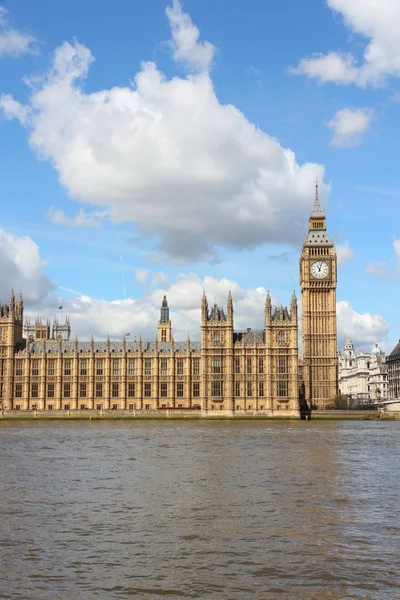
[300, 181, 337, 408]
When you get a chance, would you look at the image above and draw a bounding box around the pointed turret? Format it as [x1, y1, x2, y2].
[310, 179, 324, 218]
[265, 291, 271, 326]
[227, 290, 233, 322]
[160, 295, 169, 324]
[303, 179, 333, 248]
[290, 291, 298, 319]
[9, 289, 15, 312]
[158, 295, 172, 342]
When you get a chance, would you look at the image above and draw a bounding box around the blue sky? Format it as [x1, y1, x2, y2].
[0, 0, 399, 349]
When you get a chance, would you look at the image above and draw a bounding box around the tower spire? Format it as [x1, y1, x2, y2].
[310, 178, 325, 218]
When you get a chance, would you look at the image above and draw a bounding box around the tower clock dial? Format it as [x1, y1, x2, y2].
[310, 260, 329, 279]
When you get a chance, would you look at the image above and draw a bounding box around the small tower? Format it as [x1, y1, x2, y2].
[158, 296, 172, 343]
[0, 291, 24, 409]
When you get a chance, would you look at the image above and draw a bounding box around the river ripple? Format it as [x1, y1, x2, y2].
[0, 420, 399, 599]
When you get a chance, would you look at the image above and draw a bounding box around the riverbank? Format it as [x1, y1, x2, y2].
[0, 409, 390, 420]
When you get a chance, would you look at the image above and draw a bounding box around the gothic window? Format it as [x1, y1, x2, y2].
[212, 357, 222, 374]
[176, 382, 184, 397]
[32, 360, 39, 376]
[112, 383, 119, 398]
[278, 331, 286, 344]
[31, 383, 38, 398]
[177, 359, 184, 375]
[161, 359, 168, 376]
[259, 381, 264, 397]
[258, 358, 264, 374]
[113, 359, 120, 376]
[193, 359, 200, 376]
[213, 331, 221, 345]
[128, 383, 135, 397]
[47, 383, 55, 398]
[145, 360, 151, 376]
[64, 383, 71, 398]
[96, 359, 104, 376]
[161, 329, 167, 342]
[64, 359, 71, 376]
[277, 380, 288, 397]
[15, 383, 22, 398]
[128, 359, 135, 376]
[235, 357, 240, 374]
[0, 361, 3, 377]
[160, 383, 168, 397]
[235, 381, 240, 397]
[79, 383, 87, 398]
[96, 383, 103, 398]
[48, 360, 55, 376]
[247, 382, 252, 397]
[193, 382, 200, 397]
[80, 360, 87, 376]
[247, 358, 252, 374]
[211, 380, 222, 397]
[144, 382, 152, 397]
[15, 361, 23, 376]
[277, 356, 288, 374]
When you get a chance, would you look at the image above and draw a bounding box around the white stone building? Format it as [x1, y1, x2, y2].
[338, 339, 388, 403]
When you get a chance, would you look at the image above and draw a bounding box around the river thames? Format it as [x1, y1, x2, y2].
[0, 420, 399, 599]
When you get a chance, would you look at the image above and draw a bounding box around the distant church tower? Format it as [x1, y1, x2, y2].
[300, 182, 338, 407]
[157, 296, 172, 342]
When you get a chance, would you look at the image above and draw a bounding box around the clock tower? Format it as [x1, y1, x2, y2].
[300, 182, 337, 408]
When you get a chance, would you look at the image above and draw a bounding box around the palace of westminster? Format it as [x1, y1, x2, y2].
[0, 186, 339, 415]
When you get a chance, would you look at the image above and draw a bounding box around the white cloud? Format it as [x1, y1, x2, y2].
[0, 228, 54, 304]
[0, 94, 31, 125]
[337, 300, 390, 346]
[327, 108, 374, 147]
[0, 1, 327, 262]
[135, 268, 149, 284]
[166, 0, 215, 72]
[0, 6, 36, 58]
[291, 0, 400, 87]
[46, 206, 108, 227]
[336, 240, 354, 265]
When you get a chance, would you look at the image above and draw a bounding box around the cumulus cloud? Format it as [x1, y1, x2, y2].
[291, 0, 400, 87]
[0, 94, 31, 125]
[0, 228, 54, 305]
[166, 0, 215, 72]
[0, 1, 326, 262]
[46, 206, 108, 227]
[337, 300, 390, 346]
[0, 6, 36, 58]
[327, 107, 374, 147]
[336, 240, 354, 265]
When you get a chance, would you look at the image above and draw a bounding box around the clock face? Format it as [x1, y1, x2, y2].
[311, 260, 329, 279]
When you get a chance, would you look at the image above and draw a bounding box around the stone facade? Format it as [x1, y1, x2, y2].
[0, 290, 298, 414]
[300, 182, 338, 408]
[338, 339, 388, 402]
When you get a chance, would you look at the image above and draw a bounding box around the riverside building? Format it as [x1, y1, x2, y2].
[0, 185, 338, 414]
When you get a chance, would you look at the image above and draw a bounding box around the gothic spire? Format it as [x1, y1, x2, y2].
[310, 178, 325, 218]
[160, 295, 170, 324]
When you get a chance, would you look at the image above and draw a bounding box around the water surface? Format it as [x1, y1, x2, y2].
[1, 420, 399, 599]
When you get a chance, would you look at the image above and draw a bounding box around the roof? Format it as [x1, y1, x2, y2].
[310, 182, 325, 218]
[234, 329, 265, 345]
[18, 340, 202, 354]
[387, 340, 400, 362]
